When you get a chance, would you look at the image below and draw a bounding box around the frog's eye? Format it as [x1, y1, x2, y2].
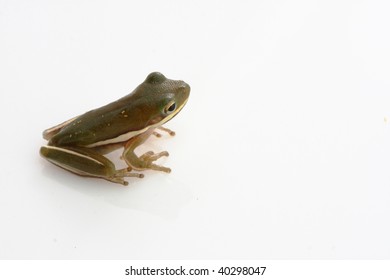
[145, 72, 166, 84]
[164, 101, 176, 114]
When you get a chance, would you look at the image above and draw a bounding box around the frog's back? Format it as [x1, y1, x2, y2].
[47, 95, 147, 147]
[44, 71, 189, 148]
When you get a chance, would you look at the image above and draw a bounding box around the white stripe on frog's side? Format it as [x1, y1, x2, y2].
[85, 99, 188, 148]
[85, 126, 151, 148]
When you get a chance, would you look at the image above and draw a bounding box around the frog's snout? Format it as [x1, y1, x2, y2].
[180, 82, 191, 97]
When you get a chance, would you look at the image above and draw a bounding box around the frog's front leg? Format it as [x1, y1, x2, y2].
[40, 145, 143, 185]
[152, 126, 176, 138]
[123, 128, 171, 173]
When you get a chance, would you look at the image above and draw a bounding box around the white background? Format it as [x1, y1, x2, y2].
[0, 0, 389, 259]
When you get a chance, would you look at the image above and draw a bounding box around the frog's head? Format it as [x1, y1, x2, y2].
[134, 72, 190, 127]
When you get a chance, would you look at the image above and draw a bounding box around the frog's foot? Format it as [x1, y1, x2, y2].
[138, 151, 171, 173]
[108, 168, 144, 186]
[153, 126, 176, 137]
[123, 129, 172, 173]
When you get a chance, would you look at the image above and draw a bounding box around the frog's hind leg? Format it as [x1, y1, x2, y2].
[40, 145, 143, 185]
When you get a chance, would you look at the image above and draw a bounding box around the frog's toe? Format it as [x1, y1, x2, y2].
[148, 163, 171, 173]
[157, 126, 175, 136]
[107, 177, 129, 186]
[152, 131, 162, 138]
[140, 151, 169, 162]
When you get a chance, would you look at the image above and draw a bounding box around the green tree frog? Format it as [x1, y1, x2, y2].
[40, 72, 190, 185]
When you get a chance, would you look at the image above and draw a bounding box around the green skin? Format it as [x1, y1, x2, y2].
[40, 72, 190, 185]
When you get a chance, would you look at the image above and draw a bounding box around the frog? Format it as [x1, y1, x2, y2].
[40, 72, 190, 185]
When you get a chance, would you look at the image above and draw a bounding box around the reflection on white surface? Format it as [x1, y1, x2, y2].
[0, 0, 390, 259]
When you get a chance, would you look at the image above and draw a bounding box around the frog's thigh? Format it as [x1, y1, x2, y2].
[40, 145, 141, 185]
